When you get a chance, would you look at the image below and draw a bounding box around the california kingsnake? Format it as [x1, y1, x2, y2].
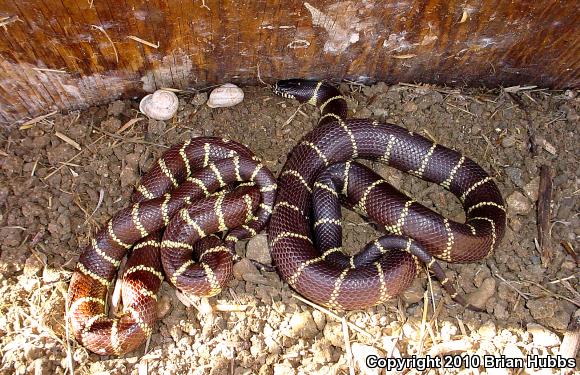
[269, 79, 506, 311]
[67, 138, 276, 355]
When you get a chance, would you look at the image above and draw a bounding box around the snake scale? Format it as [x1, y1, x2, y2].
[67, 79, 506, 356]
[269, 79, 506, 311]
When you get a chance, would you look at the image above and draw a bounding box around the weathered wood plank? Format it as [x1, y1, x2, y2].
[0, 0, 578, 126]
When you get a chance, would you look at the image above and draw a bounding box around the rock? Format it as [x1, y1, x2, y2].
[101, 117, 122, 133]
[506, 191, 532, 215]
[503, 343, 525, 359]
[119, 165, 138, 188]
[157, 295, 172, 319]
[245, 234, 271, 265]
[42, 268, 61, 283]
[107, 100, 126, 116]
[147, 119, 167, 137]
[323, 322, 344, 348]
[232, 258, 267, 284]
[402, 101, 417, 113]
[466, 277, 496, 309]
[523, 177, 540, 202]
[351, 343, 384, 375]
[478, 320, 497, 338]
[501, 135, 517, 148]
[312, 309, 326, 330]
[526, 323, 561, 347]
[23, 253, 47, 277]
[526, 297, 557, 320]
[504, 167, 525, 188]
[401, 278, 425, 304]
[191, 92, 208, 106]
[273, 362, 295, 375]
[440, 321, 458, 341]
[287, 311, 318, 339]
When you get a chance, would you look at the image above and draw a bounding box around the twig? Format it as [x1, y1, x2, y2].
[32, 68, 68, 74]
[537, 165, 552, 267]
[43, 135, 104, 180]
[446, 102, 475, 117]
[128, 35, 159, 48]
[116, 117, 145, 134]
[427, 339, 473, 357]
[256, 63, 269, 87]
[283, 104, 304, 127]
[291, 293, 372, 338]
[19, 111, 58, 129]
[55, 131, 82, 151]
[560, 241, 579, 265]
[341, 318, 355, 375]
[91, 25, 119, 63]
[494, 273, 529, 300]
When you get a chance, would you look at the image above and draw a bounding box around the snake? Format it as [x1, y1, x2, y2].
[67, 138, 277, 355]
[269, 79, 506, 311]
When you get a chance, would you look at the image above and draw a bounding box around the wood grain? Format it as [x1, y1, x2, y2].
[0, 0, 578, 125]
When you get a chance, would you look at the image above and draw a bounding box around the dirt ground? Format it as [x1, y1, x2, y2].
[0, 81, 578, 375]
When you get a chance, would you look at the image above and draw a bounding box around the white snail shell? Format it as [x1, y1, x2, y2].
[207, 83, 244, 108]
[139, 89, 179, 120]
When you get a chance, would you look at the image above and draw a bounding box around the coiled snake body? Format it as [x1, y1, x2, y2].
[269, 80, 506, 311]
[67, 138, 276, 355]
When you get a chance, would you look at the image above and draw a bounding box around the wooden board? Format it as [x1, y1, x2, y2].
[0, 0, 579, 125]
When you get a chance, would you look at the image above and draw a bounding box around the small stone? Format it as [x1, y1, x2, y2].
[288, 311, 318, 339]
[24, 253, 47, 277]
[157, 295, 172, 319]
[101, 117, 122, 133]
[273, 362, 295, 375]
[42, 267, 61, 283]
[147, 119, 166, 137]
[501, 136, 517, 148]
[526, 297, 556, 320]
[402, 101, 418, 113]
[523, 177, 540, 202]
[191, 92, 208, 106]
[478, 320, 497, 338]
[351, 343, 384, 375]
[312, 309, 326, 331]
[527, 323, 561, 347]
[401, 278, 425, 304]
[504, 167, 525, 188]
[107, 100, 126, 116]
[323, 322, 344, 348]
[119, 165, 138, 188]
[466, 277, 496, 310]
[245, 234, 271, 265]
[232, 258, 267, 284]
[503, 343, 524, 359]
[506, 191, 532, 215]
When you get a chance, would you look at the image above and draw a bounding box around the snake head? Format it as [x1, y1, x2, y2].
[273, 79, 322, 103]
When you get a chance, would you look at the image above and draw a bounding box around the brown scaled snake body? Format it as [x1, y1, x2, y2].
[67, 138, 276, 355]
[269, 79, 506, 311]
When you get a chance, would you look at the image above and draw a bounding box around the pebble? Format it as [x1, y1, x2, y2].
[323, 322, 344, 348]
[245, 234, 271, 265]
[191, 92, 208, 106]
[287, 311, 318, 339]
[478, 320, 497, 338]
[523, 177, 540, 202]
[157, 295, 172, 319]
[503, 343, 525, 359]
[273, 362, 296, 375]
[501, 135, 517, 148]
[466, 277, 496, 310]
[504, 167, 525, 188]
[23, 253, 46, 277]
[401, 278, 425, 304]
[526, 323, 561, 347]
[351, 343, 384, 375]
[402, 101, 418, 113]
[147, 119, 167, 137]
[506, 191, 532, 215]
[232, 258, 267, 284]
[526, 297, 556, 320]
